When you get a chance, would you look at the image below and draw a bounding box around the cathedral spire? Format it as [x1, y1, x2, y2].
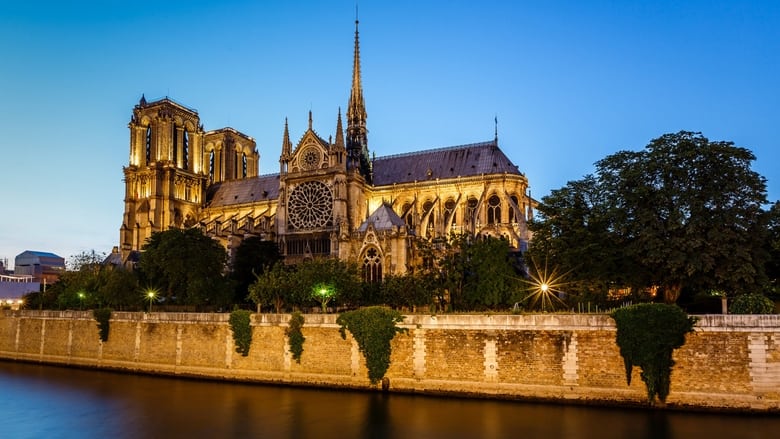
[281, 117, 292, 158]
[346, 15, 371, 182]
[335, 107, 345, 149]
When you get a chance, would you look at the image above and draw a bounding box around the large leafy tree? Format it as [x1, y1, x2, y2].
[530, 131, 769, 303]
[139, 228, 231, 308]
[420, 234, 521, 310]
[230, 237, 282, 304]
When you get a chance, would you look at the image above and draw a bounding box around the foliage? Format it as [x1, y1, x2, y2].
[286, 311, 305, 363]
[337, 307, 407, 384]
[68, 250, 106, 272]
[93, 308, 112, 342]
[611, 303, 697, 405]
[295, 258, 362, 309]
[139, 228, 232, 308]
[766, 201, 780, 296]
[229, 309, 253, 356]
[379, 272, 434, 310]
[248, 262, 296, 313]
[249, 258, 361, 312]
[417, 234, 521, 310]
[530, 132, 769, 303]
[729, 293, 775, 314]
[230, 237, 282, 305]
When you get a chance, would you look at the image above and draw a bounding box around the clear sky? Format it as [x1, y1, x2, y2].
[1, 0, 778, 269]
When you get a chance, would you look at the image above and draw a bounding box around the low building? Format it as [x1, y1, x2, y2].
[14, 250, 65, 285]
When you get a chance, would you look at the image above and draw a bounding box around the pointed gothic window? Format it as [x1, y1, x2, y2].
[145, 125, 152, 165]
[423, 200, 435, 239]
[209, 150, 215, 183]
[183, 130, 189, 170]
[466, 197, 478, 225]
[509, 195, 520, 223]
[487, 195, 501, 225]
[172, 124, 178, 164]
[362, 247, 382, 283]
[401, 202, 414, 230]
[444, 199, 457, 227]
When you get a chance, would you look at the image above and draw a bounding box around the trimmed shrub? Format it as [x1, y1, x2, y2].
[729, 293, 775, 314]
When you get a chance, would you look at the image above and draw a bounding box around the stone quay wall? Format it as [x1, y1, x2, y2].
[1, 310, 778, 412]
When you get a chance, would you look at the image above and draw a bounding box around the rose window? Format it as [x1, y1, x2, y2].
[288, 181, 333, 229]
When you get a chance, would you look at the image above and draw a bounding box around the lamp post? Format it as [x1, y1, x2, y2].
[77, 292, 85, 310]
[146, 290, 157, 313]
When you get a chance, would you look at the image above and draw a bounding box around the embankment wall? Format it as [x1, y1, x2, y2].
[1, 311, 778, 412]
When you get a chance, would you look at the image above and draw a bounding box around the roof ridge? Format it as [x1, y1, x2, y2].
[374, 140, 496, 161]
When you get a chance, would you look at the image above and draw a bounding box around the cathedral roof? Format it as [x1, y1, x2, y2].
[371, 141, 522, 186]
[357, 203, 406, 232]
[205, 174, 280, 207]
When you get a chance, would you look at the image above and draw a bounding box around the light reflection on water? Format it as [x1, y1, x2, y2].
[0, 361, 778, 439]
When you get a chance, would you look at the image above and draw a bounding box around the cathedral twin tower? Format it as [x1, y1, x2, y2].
[120, 21, 533, 281]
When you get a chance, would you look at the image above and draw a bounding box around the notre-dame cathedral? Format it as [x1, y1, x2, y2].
[120, 20, 534, 281]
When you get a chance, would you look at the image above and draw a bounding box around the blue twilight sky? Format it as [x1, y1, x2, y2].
[0, 0, 778, 268]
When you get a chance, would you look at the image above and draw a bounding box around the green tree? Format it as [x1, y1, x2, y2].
[248, 262, 297, 313]
[230, 237, 282, 305]
[139, 228, 232, 308]
[293, 258, 362, 310]
[530, 132, 769, 303]
[423, 234, 520, 310]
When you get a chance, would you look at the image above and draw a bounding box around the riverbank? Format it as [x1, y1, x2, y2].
[1, 310, 778, 413]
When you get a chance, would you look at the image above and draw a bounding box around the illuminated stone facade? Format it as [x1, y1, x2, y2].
[120, 21, 534, 279]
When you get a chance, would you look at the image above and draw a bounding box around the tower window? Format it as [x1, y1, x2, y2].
[242, 153, 247, 178]
[172, 124, 178, 164]
[183, 130, 189, 170]
[209, 151, 215, 183]
[145, 125, 152, 165]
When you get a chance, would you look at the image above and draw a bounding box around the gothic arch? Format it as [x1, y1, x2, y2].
[360, 245, 383, 283]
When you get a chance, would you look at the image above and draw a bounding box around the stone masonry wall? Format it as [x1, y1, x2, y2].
[1, 311, 778, 412]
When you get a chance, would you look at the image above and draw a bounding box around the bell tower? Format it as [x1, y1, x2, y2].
[120, 96, 207, 263]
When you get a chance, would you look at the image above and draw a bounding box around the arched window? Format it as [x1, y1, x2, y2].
[362, 247, 382, 283]
[509, 195, 520, 223]
[242, 153, 247, 178]
[487, 195, 501, 225]
[145, 125, 152, 165]
[423, 200, 435, 239]
[183, 130, 189, 170]
[208, 150, 215, 183]
[172, 124, 178, 164]
[444, 198, 456, 227]
[466, 197, 478, 225]
[402, 202, 414, 229]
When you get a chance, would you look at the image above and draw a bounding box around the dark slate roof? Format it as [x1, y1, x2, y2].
[372, 141, 522, 186]
[358, 203, 406, 232]
[206, 174, 280, 207]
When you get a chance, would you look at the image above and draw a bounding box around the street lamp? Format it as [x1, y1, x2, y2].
[77, 292, 85, 310]
[145, 289, 158, 313]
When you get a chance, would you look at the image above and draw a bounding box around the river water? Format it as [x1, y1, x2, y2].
[0, 361, 777, 439]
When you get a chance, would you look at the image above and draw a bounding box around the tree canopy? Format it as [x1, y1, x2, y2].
[139, 228, 231, 308]
[529, 131, 770, 303]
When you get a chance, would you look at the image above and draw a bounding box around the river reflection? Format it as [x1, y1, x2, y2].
[0, 361, 777, 439]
